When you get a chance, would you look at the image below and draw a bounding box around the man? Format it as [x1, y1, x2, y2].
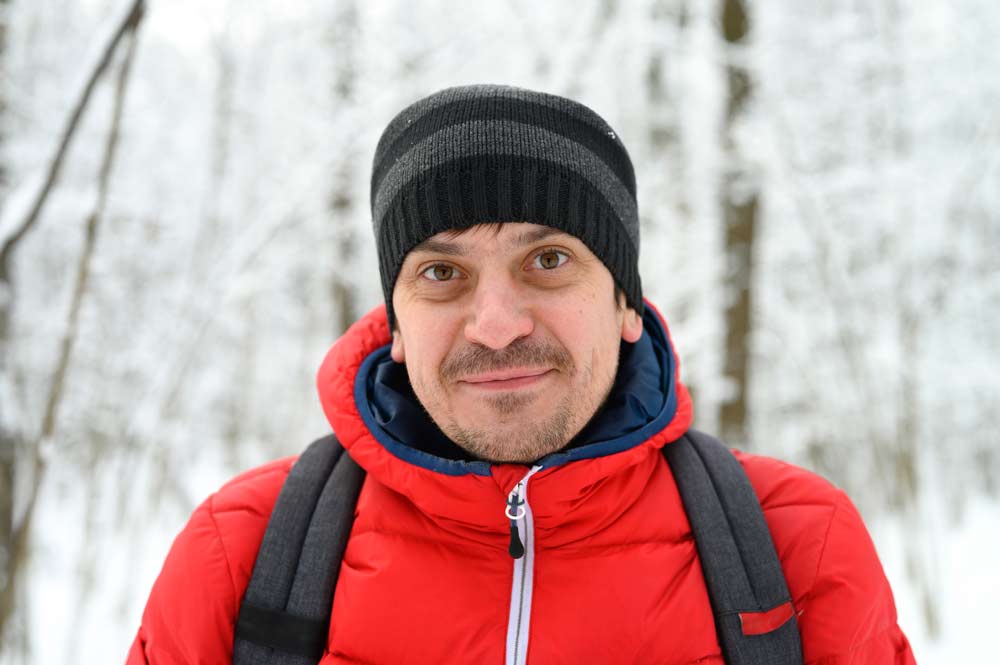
[128, 84, 915, 664]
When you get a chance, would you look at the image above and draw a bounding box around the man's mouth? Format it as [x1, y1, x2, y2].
[457, 368, 553, 390]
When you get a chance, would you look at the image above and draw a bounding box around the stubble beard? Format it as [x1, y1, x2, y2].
[444, 390, 577, 463]
[413, 336, 618, 464]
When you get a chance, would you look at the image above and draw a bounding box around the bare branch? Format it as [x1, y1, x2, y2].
[0, 0, 145, 281]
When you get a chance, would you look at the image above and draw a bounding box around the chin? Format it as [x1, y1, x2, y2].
[444, 407, 578, 464]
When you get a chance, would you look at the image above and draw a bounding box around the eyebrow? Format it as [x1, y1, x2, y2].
[512, 226, 564, 247]
[410, 226, 566, 257]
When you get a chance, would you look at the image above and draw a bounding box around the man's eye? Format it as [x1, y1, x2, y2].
[421, 264, 459, 281]
[532, 250, 569, 270]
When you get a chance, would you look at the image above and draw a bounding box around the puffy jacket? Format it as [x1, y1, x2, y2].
[128, 302, 915, 664]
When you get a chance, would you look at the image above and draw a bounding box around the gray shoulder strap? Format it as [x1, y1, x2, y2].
[663, 429, 803, 665]
[233, 433, 365, 665]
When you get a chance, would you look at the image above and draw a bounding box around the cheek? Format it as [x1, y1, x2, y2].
[584, 311, 626, 375]
[396, 308, 458, 375]
[402, 333, 450, 391]
[556, 310, 619, 371]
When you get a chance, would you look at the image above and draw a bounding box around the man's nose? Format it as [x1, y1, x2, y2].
[464, 274, 534, 350]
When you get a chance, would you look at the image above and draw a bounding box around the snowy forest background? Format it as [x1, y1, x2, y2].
[0, 0, 997, 661]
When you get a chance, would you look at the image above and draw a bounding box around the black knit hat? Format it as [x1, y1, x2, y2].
[370, 84, 641, 327]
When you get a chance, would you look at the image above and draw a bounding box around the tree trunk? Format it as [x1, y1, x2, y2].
[201, 37, 245, 453]
[329, 0, 360, 335]
[0, 0, 24, 650]
[718, 0, 757, 449]
[0, 0, 10, 192]
[884, 0, 939, 638]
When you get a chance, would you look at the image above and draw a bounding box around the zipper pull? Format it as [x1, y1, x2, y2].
[505, 487, 526, 559]
[508, 522, 524, 559]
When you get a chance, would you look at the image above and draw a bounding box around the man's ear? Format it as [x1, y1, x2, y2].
[621, 307, 643, 343]
[390, 329, 406, 363]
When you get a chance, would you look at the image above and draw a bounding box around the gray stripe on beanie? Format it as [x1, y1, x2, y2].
[373, 84, 626, 166]
[373, 120, 639, 251]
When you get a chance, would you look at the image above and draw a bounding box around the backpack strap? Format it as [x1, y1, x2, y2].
[663, 429, 803, 665]
[233, 433, 365, 665]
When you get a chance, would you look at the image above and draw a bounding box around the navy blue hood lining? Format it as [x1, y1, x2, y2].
[352, 304, 679, 477]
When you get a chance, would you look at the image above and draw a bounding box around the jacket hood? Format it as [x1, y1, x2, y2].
[316, 300, 693, 532]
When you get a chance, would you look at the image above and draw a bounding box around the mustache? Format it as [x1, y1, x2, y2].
[440, 338, 574, 382]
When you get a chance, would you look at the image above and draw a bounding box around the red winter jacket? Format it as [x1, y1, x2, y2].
[128, 303, 915, 664]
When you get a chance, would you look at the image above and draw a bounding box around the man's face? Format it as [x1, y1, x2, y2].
[390, 222, 643, 463]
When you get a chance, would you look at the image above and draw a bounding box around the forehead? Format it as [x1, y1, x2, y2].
[407, 223, 576, 259]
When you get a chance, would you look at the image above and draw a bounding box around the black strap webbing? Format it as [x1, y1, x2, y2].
[664, 430, 803, 665]
[234, 604, 328, 658]
[234, 429, 802, 665]
[233, 434, 365, 665]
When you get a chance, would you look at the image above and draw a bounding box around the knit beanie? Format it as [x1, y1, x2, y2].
[370, 84, 641, 327]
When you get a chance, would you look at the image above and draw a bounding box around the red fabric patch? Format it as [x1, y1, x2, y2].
[739, 602, 795, 636]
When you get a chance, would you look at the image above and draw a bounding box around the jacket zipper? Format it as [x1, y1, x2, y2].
[504, 465, 543, 665]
